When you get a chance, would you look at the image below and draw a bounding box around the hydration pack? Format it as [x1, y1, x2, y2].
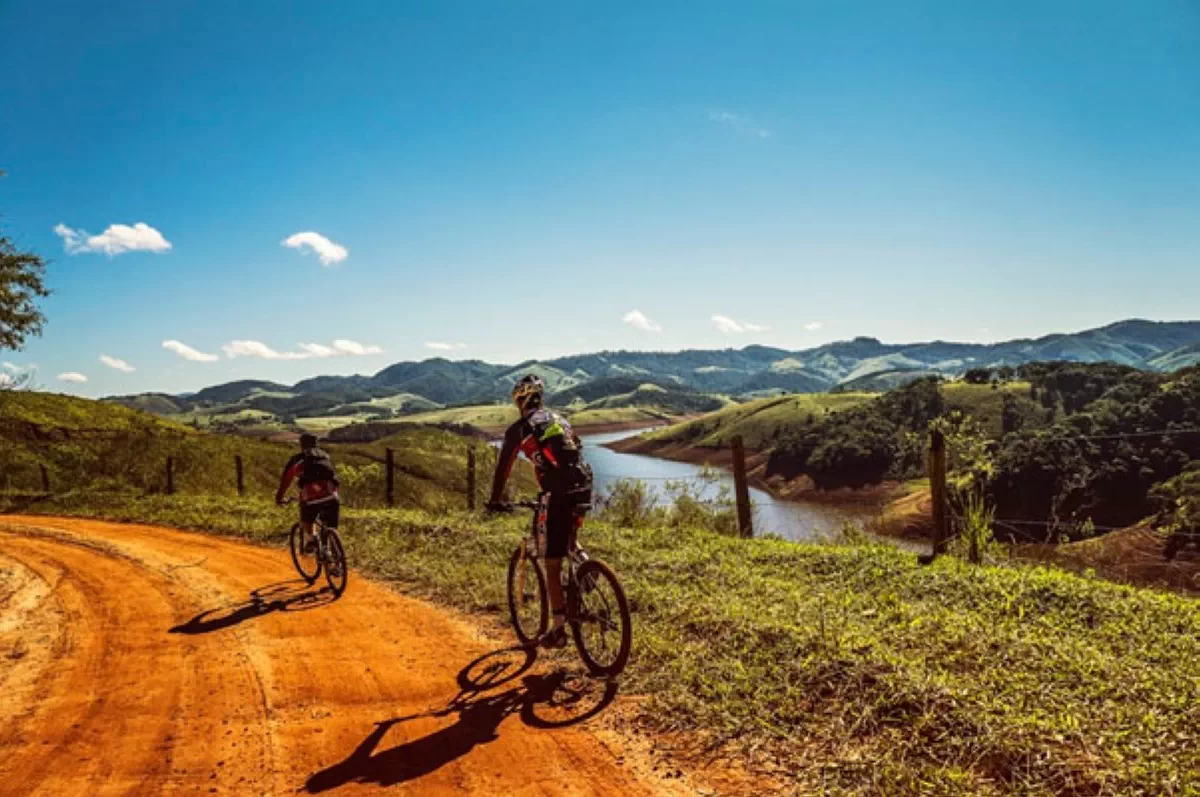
[299, 447, 338, 487]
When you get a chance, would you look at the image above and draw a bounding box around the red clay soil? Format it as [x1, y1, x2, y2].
[0, 516, 703, 797]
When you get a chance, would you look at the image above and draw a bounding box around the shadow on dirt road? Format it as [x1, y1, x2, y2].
[169, 579, 338, 635]
[304, 646, 620, 792]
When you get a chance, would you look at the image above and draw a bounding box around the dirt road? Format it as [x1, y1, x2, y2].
[0, 516, 676, 796]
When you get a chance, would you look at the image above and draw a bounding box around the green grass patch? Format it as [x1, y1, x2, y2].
[6, 490, 1197, 796]
[644, 392, 875, 450]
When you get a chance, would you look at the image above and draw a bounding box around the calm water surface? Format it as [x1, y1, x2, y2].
[581, 428, 872, 543]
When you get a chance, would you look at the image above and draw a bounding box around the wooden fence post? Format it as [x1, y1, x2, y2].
[928, 428, 949, 558]
[385, 447, 395, 507]
[467, 447, 477, 511]
[731, 435, 753, 538]
[39, 464, 50, 494]
[166, 456, 175, 496]
[235, 455, 245, 496]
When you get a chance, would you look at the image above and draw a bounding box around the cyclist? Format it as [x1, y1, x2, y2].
[487, 375, 593, 649]
[275, 433, 341, 551]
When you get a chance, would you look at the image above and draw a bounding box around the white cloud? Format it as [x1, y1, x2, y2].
[804, 321, 824, 331]
[55, 222, 172, 256]
[223, 340, 308, 361]
[99, 354, 135, 373]
[57, 372, 88, 383]
[712, 314, 770, 334]
[623, 310, 662, 333]
[708, 110, 771, 139]
[162, 340, 219, 362]
[224, 339, 383, 360]
[332, 339, 383, 356]
[2, 362, 18, 371]
[425, 342, 468, 351]
[282, 231, 348, 266]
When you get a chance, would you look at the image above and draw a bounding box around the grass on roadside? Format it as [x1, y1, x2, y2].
[4, 489, 1197, 797]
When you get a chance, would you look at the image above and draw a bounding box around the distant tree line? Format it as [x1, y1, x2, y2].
[766, 363, 1200, 549]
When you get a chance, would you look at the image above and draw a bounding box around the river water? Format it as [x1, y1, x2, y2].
[582, 429, 871, 543]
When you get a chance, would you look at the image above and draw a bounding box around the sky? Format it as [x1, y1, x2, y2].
[1, 0, 1198, 397]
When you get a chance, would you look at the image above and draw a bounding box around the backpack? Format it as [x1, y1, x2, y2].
[299, 447, 338, 487]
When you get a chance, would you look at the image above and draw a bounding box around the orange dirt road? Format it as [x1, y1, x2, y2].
[0, 516, 676, 797]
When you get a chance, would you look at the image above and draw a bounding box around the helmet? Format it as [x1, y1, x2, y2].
[299, 433, 318, 450]
[511, 374, 545, 414]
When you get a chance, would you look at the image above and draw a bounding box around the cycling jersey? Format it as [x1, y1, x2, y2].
[276, 447, 340, 505]
[489, 408, 592, 502]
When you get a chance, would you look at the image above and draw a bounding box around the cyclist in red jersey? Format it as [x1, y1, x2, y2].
[275, 433, 341, 552]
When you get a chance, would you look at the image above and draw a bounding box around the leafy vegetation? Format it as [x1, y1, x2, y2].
[5, 489, 1197, 796]
[0, 390, 530, 511]
[0, 213, 50, 352]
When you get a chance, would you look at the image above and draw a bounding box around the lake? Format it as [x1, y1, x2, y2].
[582, 428, 873, 543]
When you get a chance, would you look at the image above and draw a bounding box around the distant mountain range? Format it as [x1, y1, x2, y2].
[109, 319, 1200, 421]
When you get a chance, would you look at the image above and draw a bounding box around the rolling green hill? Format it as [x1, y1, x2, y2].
[104, 319, 1200, 436]
[0, 391, 505, 510]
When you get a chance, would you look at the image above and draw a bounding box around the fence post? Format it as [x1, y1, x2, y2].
[731, 435, 753, 538]
[166, 456, 175, 496]
[467, 447, 477, 511]
[39, 464, 50, 494]
[385, 447, 395, 507]
[235, 455, 245, 496]
[928, 428, 949, 558]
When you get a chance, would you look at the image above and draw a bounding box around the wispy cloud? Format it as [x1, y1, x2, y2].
[708, 110, 771, 139]
[99, 354, 135, 373]
[54, 222, 172, 255]
[282, 231, 348, 266]
[712, 314, 769, 334]
[425, 342, 468, 351]
[223, 339, 383, 360]
[163, 340, 219, 362]
[623, 310, 662, 333]
[57, 372, 88, 383]
[804, 321, 824, 331]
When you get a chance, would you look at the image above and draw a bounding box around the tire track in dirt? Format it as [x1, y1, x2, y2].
[0, 516, 686, 796]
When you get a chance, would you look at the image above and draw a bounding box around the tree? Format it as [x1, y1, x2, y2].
[963, 367, 993, 385]
[1, 177, 50, 351]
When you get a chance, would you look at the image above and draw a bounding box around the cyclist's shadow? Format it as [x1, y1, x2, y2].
[169, 579, 336, 635]
[304, 646, 619, 793]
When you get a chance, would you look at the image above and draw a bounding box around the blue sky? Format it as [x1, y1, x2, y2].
[2, 1, 1198, 396]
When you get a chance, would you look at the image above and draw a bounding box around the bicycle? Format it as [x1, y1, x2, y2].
[280, 498, 348, 597]
[496, 496, 632, 678]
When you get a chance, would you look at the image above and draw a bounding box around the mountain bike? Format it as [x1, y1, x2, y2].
[281, 498, 348, 597]
[496, 496, 632, 677]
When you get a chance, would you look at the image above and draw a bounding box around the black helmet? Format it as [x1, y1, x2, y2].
[511, 374, 545, 414]
[299, 433, 318, 450]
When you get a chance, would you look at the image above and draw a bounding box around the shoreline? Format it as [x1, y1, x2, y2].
[607, 434, 912, 511]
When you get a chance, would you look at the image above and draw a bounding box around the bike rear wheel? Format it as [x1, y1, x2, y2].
[570, 559, 632, 677]
[289, 523, 321, 584]
[323, 529, 348, 596]
[507, 547, 548, 646]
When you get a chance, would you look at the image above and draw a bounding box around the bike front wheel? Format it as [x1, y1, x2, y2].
[507, 547, 548, 646]
[323, 529, 348, 596]
[289, 523, 321, 584]
[570, 558, 632, 677]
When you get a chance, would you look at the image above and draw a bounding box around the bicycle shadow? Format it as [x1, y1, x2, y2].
[169, 579, 337, 635]
[304, 646, 620, 793]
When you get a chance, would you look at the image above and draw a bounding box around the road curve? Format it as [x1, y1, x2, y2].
[0, 516, 674, 797]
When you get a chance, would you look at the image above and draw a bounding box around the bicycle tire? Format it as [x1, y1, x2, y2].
[507, 547, 548, 646]
[289, 523, 321, 584]
[323, 529, 348, 596]
[570, 558, 632, 677]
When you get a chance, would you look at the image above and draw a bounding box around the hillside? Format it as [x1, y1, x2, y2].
[107, 320, 1200, 432]
[0, 391, 505, 510]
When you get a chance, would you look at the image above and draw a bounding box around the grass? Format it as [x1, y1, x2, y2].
[941, 382, 1046, 438]
[0, 391, 533, 511]
[642, 392, 875, 450]
[5, 488, 1197, 796]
